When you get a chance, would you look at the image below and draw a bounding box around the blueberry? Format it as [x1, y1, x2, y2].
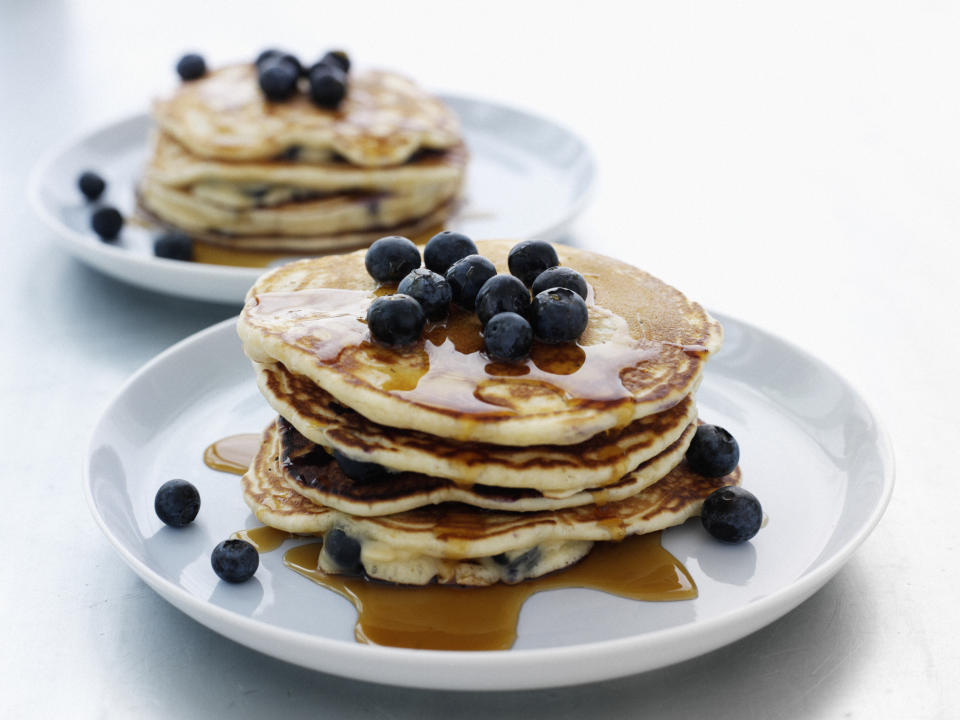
[91, 206, 123, 241]
[255, 49, 301, 75]
[475, 274, 531, 326]
[531, 266, 588, 300]
[700, 486, 762, 544]
[483, 312, 532, 363]
[154, 232, 194, 261]
[686, 424, 740, 477]
[366, 294, 426, 345]
[77, 171, 105, 201]
[423, 231, 477, 274]
[397, 268, 452, 321]
[154, 479, 201, 527]
[332, 449, 387, 482]
[176, 53, 207, 81]
[211, 539, 259, 583]
[364, 235, 421, 282]
[320, 50, 350, 73]
[324, 528, 362, 574]
[531, 286, 588, 344]
[258, 57, 299, 101]
[491, 547, 541, 583]
[255, 48, 282, 66]
[308, 64, 347, 108]
[445, 254, 496, 310]
[508, 240, 560, 286]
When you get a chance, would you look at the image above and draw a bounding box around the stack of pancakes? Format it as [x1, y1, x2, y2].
[139, 65, 466, 252]
[237, 240, 736, 586]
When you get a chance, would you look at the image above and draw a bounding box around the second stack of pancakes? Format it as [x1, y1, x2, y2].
[237, 239, 734, 586]
[140, 64, 466, 253]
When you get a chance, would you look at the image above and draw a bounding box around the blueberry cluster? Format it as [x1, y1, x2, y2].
[76, 169, 124, 241]
[254, 48, 349, 108]
[685, 423, 763, 544]
[76, 170, 195, 260]
[363, 234, 590, 362]
[154, 479, 260, 582]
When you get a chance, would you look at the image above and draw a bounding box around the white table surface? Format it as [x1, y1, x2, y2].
[2, 1, 957, 717]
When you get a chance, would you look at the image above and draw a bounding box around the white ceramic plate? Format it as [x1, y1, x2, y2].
[83, 313, 893, 691]
[29, 97, 595, 304]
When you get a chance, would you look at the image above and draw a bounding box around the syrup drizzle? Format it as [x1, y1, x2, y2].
[245, 290, 662, 417]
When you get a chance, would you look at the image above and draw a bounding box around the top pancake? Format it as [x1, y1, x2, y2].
[238, 240, 721, 446]
[154, 65, 462, 166]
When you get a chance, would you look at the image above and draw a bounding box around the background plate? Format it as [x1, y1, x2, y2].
[83, 313, 893, 691]
[29, 97, 595, 304]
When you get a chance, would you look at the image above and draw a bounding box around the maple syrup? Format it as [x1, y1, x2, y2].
[203, 433, 261, 475]
[284, 532, 694, 651]
[230, 526, 292, 553]
[192, 242, 294, 269]
[245, 291, 662, 418]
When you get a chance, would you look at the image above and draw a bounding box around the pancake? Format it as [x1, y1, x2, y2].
[276, 415, 697, 514]
[144, 131, 467, 195]
[242, 421, 739, 585]
[237, 240, 722, 446]
[137, 196, 456, 252]
[139, 175, 458, 237]
[154, 65, 461, 166]
[258, 361, 698, 494]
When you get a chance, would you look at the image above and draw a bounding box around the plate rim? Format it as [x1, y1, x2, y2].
[82, 313, 894, 690]
[28, 96, 597, 302]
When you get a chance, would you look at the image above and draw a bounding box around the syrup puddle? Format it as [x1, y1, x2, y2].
[203, 434, 260, 475]
[284, 532, 695, 651]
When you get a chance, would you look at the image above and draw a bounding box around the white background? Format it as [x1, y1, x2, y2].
[1, 1, 957, 717]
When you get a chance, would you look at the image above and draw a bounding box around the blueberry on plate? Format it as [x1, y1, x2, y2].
[366, 294, 426, 345]
[308, 63, 347, 108]
[258, 57, 299, 101]
[508, 240, 560, 286]
[77, 171, 105, 201]
[211, 539, 259, 583]
[153, 232, 194, 261]
[333, 449, 388, 482]
[364, 235, 421, 282]
[445, 254, 496, 310]
[176, 53, 207, 81]
[320, 50, 350, 73]
[423, 231, 477, 274]
[700, 486, 762, 544]
[685, 424, 739, 477]
[475, 274, 531, 326]
[531, 266, 588, 300]
[397, 268, 452, 321]
[323, 528, 363, 574]
[154, 479, 200, 527]
[483, 312, 533, 363]
[91, 206, 123, 241]
[531, 286, 588, 344]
